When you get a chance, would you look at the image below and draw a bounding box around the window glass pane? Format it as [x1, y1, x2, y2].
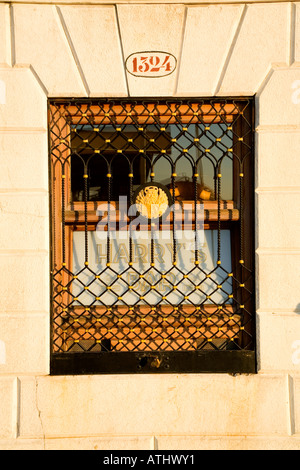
[70, 123, 233, 202]
[72, 229, 232, 306]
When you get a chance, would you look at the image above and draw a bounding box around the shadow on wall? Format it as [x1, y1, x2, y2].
[296, 303, 300, 314]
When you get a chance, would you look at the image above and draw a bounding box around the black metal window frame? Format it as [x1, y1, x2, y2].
[49, 97, 256, 375]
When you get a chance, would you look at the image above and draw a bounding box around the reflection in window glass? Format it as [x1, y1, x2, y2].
[70, 123, 233, 202]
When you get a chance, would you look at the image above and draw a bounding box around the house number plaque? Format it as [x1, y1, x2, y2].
[125, 51, 177, 78]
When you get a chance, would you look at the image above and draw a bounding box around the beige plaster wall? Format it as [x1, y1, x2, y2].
[0, 1, 299, 450]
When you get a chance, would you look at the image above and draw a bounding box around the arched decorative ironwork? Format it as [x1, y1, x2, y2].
[49, 98, 255, 374]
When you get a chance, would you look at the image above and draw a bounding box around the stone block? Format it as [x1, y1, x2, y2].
[19, 374, 287, 438]
[257, 131, 300, 188]
[0, 252, 49, 313]
[0, 4, 10, 66]
[219, 3, 289, 95]
[257, 253, 300, 311]
[59, 5, 127, 97]
[257, 312, 300, 372]
[19, 377, 44, 439]
[258, 68, 300, 126]
[0, 193, 49, 251]
[0, 439, 45, 450]
[0, 378, 14, 438]
[0, 314, 49, 375]
[117, 4, 185, 96]
[0, 131, 48, 191]
[45, 436, 154, 450]
[295, 3, 300, 64]
[2, 434, 300, 450]
[156, 435, 300, 450]
[293, 376, 300, 434]
[13, 4, 86, 96]
[177, 4, 244, 95]
[0, 67, 46, 129]
[257, 192, 300, 249]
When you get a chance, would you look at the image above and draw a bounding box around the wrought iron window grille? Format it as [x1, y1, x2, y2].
[49, 98, 256, 375]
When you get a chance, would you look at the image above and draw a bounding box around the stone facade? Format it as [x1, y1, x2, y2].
[0, 0, 299, 450]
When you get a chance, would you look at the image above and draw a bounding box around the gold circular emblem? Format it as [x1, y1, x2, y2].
[134, 182, 171, 220]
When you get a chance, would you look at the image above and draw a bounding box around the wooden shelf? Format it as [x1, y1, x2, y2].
[65, 200, 239, 225]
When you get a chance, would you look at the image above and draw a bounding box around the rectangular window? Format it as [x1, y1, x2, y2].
[49, 98, 256, 374]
